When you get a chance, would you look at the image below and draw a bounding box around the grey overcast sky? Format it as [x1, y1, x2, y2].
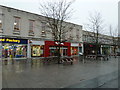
[0, 0, 119, 35]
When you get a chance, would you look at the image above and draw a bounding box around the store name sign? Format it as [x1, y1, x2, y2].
[0, 38, 28, 44]
[0, 38, 20, 43]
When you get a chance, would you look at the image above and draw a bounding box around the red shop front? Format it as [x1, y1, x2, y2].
[44, 41, 71, 57]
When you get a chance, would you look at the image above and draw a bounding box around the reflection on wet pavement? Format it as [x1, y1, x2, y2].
[2, 56, 119, 88]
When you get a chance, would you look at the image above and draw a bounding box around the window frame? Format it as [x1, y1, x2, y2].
[29, 19, 35, 34]
[14, 16, 21, 31]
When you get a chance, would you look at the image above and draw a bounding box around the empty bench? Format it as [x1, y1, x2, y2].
[61, 58, 73, 65]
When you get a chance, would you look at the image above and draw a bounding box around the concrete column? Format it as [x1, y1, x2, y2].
[110, 46, 112, 54]
[101, 45, 103, 54]
[78, 46, 79, 55]
[82, 43, 84, 54]
[27, 40, 31, 59]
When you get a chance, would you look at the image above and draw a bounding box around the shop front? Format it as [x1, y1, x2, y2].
[71, 43, 79, 56]
[29, 40, 44, 57]
[84, 43, 101, 55]
[0, 38, 28, 58]
[49, 46, 68, 56]
[44, 41, 71, 57]
[110, 45, 118, 54]
[101, 45, 111, 55]
[79, 43, 83, 55]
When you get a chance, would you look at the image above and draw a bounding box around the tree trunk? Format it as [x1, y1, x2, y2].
[57, 44, 61, 64]
[95, 44, 98, 60]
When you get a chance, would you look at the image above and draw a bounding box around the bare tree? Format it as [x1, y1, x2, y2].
[85, 11, 104, 58]
[39, 0, 75, 63]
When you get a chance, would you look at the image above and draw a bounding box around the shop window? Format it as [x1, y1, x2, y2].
[49, 46, 68, 56]
[79, 47, 82, 53]
[71, 47, 78, 55]
[2, 44, 27, 58]
[14, 17, 20, 31]
[29, 20, 34, 35]
[63, 49, 67, 56]
[31, 45, 44, 57]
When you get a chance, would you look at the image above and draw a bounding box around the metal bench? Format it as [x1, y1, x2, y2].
[97, 54, 109, 60]
[86, 55, 96, 60]
[61, 58, 73, 65]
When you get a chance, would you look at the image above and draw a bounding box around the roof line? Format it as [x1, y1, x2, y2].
[0, 5, 83, 27]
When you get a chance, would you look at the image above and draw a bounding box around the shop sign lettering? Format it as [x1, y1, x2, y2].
[6, 39, 20, 43]
[0, 38, 28, 44]
[0, 39, 5, 42]
[0, 38, 20, 43]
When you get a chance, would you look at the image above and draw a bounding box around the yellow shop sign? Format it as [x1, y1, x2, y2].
[5, 39, 20, 43]
[0, 38, 20, 43]
[0, 38, 28, 44]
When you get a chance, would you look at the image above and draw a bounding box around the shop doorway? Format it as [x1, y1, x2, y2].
[49, 46, 68, 56]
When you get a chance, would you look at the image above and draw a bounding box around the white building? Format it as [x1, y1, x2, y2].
[0, 5, 83, 59]
[82, 30, 118, 55]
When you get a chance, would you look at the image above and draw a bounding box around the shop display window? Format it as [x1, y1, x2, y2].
[49, 46, 68, 56]
[79, 47, 82, 53]
[2, 44, 27, 58]
[84, 44, 101, 55]
[31, 45, 44, 57]
[71, 47, 78, 55]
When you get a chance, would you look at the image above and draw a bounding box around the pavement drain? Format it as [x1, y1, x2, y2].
[80, 79, 85, 81]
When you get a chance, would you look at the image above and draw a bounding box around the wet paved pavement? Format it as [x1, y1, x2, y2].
[1, 56, 119, 88]
[98, 78, 118, 88]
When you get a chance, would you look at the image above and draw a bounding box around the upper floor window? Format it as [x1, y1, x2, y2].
[0, 13, 4, 32]
[41, 22, 46, 31]
[29, 20, 34, 34]
[14, 17, 20, 31]
[76, 29, 79, 33]
[41, 22, 46, 36]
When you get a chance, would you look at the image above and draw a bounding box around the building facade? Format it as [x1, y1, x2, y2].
[118, 1, 120, 53]
[82, 30, 118, 55]
[0, 5, 83, 59]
